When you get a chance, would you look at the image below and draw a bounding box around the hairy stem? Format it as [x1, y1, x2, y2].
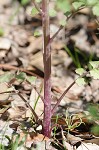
[42, 0, 51, 137]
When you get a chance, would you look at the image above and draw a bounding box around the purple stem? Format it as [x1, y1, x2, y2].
[49, 25, 63, 45]
[42, 0, 52, 137]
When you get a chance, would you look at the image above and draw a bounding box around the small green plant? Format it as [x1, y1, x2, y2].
[75, 61, 99, 86]
[65, 46, 94, 68]
[65, 46, 82, 68]
[87, 104, 99, 136]
[0, 119, 26, 150]
[0, 134, 26, 150]
[53, 114, 59, 138]
[64, 110, 83, 134]
[9, 134, 26, 150]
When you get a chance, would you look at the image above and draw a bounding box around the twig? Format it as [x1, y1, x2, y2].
[0, 91, 15, 94]
[51, 81, 75, 115]
[0, 64, 43, 79]
[17, 92, 39, 121]
[66, 6, 86, 21]
[49, 6, 86, 45]
[48, 25, 63, 46]
[51, 70, 88, 116]
[32, 0, 43, 14]
[0, 90, 39, 122]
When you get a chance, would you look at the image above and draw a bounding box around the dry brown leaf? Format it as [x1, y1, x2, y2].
[67, 134, 83, 145]
[8, 106, 26, 119]
[76, 142, 99, 150]
[0, 82, 10, 103]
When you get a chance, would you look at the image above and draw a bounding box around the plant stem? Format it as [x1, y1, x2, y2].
[48, 6, 86, 45]
[51, 70, 88, 116]
[51, 81, 75, 115]
[49, 25, 63, 45]
[0, 64, 43, 79]
[32, 0, 43, 14]
[42, 0, 51, 137]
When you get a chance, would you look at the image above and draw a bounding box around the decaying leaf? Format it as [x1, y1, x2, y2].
[0, 82, 10, 102]
[76, 142, 99, 150]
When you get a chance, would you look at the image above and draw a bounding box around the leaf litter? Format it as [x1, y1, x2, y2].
[0, 0, 99, 149]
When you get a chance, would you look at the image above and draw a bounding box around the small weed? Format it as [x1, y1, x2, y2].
[64, 110, 84, 134]
[0, 134, 27, 150]
[64, 46, 94, 68]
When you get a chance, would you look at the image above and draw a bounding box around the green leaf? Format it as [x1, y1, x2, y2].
[26, 76, 36, 84]
[49, 8, 57, 17]
[87, 0, 98, 6]
[59, 19, 66, 26]
[21, 0, 30, 5]
[72, 2, 84, 10]
[31, 7, 39, 16]
[89, 61, 99, 68]
[92, 4, 99, 16]
[88, 104, 99, 119]
[91, 125, 99, 135]
[0, 73, 14, 83]
[76, 77, 86, 86]
[56, 0, 71, 13]
[12, 134, 20, 150]
[90, 69, 99, 79]
[75, 68, 85, 75]
[64, 11, 71, 17]
[18, 135, 27, 147]
[34, 30, 42, 37]
[16, 72, 26, 81]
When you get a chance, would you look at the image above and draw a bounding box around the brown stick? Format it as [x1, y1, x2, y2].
[18, 92, 39, 121]
[0, 64, 43, 79]
[0, 90, 39, 122]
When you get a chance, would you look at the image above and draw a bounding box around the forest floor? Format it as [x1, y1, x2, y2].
[0, 0, 99, 150]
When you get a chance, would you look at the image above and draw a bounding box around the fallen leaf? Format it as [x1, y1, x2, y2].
[76, 142, 99, 150]
[0, 82, 10, 102]
[0, 38, 11, 50]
